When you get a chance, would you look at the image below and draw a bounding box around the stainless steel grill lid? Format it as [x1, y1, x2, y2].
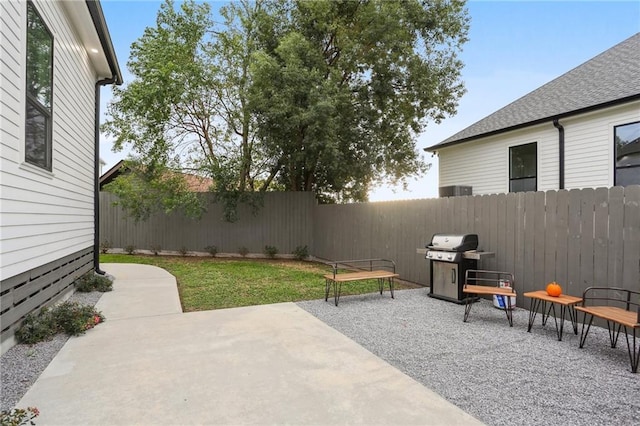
[425, 233, 478, 252]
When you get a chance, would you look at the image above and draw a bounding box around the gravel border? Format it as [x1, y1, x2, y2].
[1, 291, 104, 411]
[297, 289, 640, 426]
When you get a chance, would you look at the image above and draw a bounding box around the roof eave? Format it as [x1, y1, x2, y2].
[425, 94, 640, 152]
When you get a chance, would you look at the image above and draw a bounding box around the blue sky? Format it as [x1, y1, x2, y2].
[99, 0, 640, 200]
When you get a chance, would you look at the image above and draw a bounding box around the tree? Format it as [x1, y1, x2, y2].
[104, 0, 469, 219]
[250, 0, 469, 202]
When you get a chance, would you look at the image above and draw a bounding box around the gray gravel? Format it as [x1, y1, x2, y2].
[297, 289, 640, 426]
[1, 291, 104, 411]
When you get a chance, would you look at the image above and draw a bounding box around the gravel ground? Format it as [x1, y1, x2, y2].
[1, 291, 104, 411]
[297, 288, 640, 426]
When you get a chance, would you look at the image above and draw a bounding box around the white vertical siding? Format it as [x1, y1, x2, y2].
[0, 0, 99, 281]
[437, 101, 640, 195]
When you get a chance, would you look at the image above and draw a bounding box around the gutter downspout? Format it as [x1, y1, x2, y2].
[553, 119, 565, 190]
[94, 78, 116, 275]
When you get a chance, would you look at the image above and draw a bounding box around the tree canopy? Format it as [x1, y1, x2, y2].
[103, 0, 469, 219]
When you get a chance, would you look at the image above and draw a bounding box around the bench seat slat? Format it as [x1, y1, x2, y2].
[324, 271, 399, 282]
[575, 306, 639, 328]
[463, 285, 516, 297]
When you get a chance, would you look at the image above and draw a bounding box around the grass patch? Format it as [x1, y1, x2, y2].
[100, 254, 418, 311]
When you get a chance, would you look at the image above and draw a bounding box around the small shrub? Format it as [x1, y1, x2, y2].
[52, 302, 104, 336]
[0, 407, 39, 426]
[150, 245, 162, 256]
[178, 246, 189, 256]
[75, 273, 113, 293]
[263, 245, 278, 258]
[292, 245, 309, 260]
[100, 240, 112, 254]
[238, 246, 249, 257]
[15, 308, 56, 344]
[16, 302, 105, 344]
[204, 245, 218, 257]
[124, 245, 136, 255]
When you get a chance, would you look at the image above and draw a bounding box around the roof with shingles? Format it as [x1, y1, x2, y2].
[428, 32, 640, 150]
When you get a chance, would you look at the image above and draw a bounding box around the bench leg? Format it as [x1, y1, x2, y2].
[325, 279, 331, 302]
[527, 297, 542, 332]
[389, 277, 394, 299]
[579, 312, 594, 348]
[333, 281, 343, 306]
[463, 297, 473, 322]
[505, 297, 514, 327]
[378, 278, 384, 295]
[568, 305, 579, 335]
[606, 320, 623, 349]
[623, 327, 639, 374]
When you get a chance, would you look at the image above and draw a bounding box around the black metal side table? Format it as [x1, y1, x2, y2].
[524, 290, 583, 341]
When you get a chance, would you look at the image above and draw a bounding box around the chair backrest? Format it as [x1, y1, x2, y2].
[464, 269, 515, 289]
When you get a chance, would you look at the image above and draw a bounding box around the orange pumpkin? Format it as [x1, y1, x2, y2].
[546, 282, 562, 297]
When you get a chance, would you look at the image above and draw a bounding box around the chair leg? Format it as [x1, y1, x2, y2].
[389, 277, 394, 299]
[607, 321, 622, 348]
[623, 327, 639, 374]
[505, 297, 513, 327]
[463, 298, 473, 322]
[579, 312, 594, 348]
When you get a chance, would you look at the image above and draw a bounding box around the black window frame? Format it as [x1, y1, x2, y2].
[614, 121, 640, 187]
[25, 1, 54, 171]
[509, 142, 537, 193]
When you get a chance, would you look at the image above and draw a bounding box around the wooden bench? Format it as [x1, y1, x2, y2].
[324, 259, 398, 306]
[462, 270, 516, 326]
[574, 287, 640, 373]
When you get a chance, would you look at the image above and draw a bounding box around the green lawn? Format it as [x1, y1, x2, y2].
[100, 254, 419, 311]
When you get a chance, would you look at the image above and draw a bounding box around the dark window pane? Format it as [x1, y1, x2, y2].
[510, 177, 536, 193]
[615, 167, 640, 186]
[615, 122, 640, 168]
[26, 2, 53, 109]
[25, 101, 49, 169]
[510, 143, 537, 179]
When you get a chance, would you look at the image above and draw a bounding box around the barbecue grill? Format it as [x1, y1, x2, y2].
[425, 233, 479, 303]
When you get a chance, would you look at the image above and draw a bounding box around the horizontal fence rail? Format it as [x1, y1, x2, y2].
[101, 186, 640, 307]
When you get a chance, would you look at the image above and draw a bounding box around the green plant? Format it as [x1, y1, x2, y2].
[204, 245, 218, 257]
[263, 245, 278, 258]
[150, 245, 162, 256]
[124, 245, 136, 255]
[100, 240, 112, 254]
[238, 246, 249, 257]
[15, 308, 56, 344]
[75, 273, 113, 293]
[0, 407, 39, 426]
[52, 302, 104, 336]
[292, 245, 309, 260]
[178, 246, 189, 256]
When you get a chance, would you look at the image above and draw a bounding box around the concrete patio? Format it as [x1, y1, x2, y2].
[17, 263, 482, 425]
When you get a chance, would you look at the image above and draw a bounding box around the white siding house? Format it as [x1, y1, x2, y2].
[0, 0, 121, 353]
[428, 33, 640, 196]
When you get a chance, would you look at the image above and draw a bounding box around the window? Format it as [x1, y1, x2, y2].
[509, 142, 537, 192]
[25, 1, 53, 170]
[614, 121, 640, 186]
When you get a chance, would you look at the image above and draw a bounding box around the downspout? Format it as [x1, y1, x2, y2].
[94, 78, 116, 275]
[553, 119, 565, 190]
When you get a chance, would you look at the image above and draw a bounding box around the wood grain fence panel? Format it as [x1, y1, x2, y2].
[544, 190, 558, 285]
[513, 193, 526, 288]
[488, 194, 499, 270]
[607, 187, 624, 288]
[555, 190, 569, 288]
[522, 192, 536, 293]
[496, 193, 507, 272]
[622, 185, 640, 291]
[593, 188, 610, 288]
[566, 189, 583, 296]
[504, 193, 517, 280]
[532, 191, 546, 294]
[579, 189, 596, 291]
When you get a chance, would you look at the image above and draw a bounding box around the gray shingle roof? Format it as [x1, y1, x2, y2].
[428, 32, 640, 150]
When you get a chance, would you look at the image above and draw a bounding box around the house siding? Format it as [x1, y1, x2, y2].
[437, 101, 640, 195]
[0, 0, 97, 282]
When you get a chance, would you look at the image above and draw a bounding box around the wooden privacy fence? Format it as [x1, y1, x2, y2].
[101, 186, 640, 305]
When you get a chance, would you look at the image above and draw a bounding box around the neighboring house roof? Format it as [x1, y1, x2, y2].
[99, 160, 214, 192]
[428, 32, 640, 150]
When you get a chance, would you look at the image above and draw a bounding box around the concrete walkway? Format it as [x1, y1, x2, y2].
[18, 263, 483, 425]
